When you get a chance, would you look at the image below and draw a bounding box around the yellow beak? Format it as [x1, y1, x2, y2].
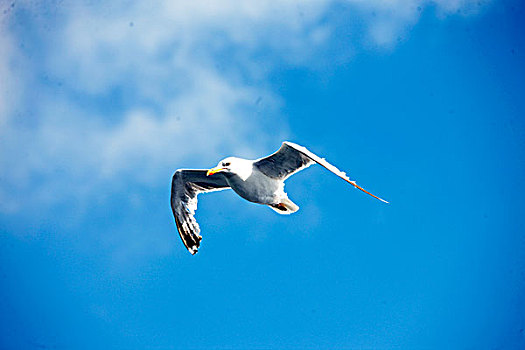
[206, 167, 226, 176]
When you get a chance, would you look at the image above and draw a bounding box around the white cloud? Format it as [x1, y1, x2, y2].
[0, 16, 20, 129]
[0, 0, 489, 214]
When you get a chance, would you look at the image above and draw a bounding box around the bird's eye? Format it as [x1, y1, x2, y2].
[223, 162, 231, 167]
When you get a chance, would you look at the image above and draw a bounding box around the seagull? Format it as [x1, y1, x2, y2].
[171, 141, 388, 255]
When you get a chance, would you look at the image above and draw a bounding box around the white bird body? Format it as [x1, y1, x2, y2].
[171, 141, 388, 254]
[224, 165, 286, 205]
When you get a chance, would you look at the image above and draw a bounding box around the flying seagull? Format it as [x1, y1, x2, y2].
[171, 141, 388, 255]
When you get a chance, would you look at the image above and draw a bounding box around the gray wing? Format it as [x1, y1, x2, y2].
[254, 142, 389, 203]
[253, 142, 314, 180]
[171, 169, 230, 255]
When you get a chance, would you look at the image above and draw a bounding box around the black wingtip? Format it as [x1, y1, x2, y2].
[174, 215, 201, 255]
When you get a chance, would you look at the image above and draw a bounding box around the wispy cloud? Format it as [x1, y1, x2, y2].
[0, 0, 488, 214]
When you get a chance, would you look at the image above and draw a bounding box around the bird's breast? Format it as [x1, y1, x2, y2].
[227, 173, 280, 204]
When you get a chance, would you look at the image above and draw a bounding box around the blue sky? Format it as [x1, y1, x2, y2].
[1, 0, 524, 349]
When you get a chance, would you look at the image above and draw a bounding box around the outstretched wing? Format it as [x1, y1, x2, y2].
[171, 169, 230, 255]
[254, 141, 389, 203]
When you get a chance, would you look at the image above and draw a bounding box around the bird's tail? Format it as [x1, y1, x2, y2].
[269, 198, 299, 215]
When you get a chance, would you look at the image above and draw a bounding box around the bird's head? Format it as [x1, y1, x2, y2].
[207, 157, 253, 180]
